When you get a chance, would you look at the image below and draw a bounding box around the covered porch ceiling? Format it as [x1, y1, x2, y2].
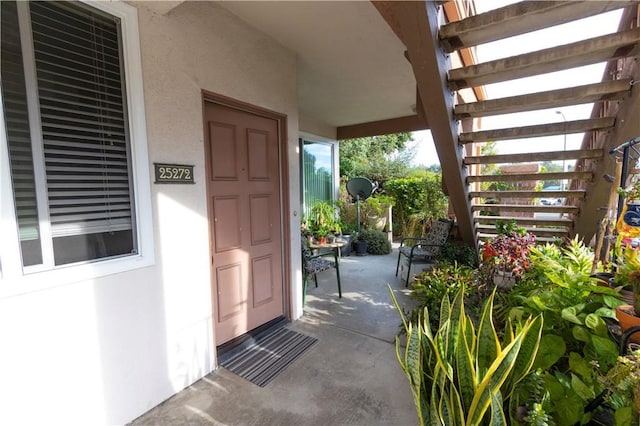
[217, 1, 426, 137]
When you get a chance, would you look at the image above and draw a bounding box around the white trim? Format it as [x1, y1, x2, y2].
[17, 1, 55, 271]
[299, 132, 340, 202]
[0, 0, 154, 296]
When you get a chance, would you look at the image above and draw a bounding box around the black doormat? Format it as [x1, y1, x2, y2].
[220, 327, 317, 387]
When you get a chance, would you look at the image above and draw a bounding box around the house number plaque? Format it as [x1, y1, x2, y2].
[154, 163, 195, 184]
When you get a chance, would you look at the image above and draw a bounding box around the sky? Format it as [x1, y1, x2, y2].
[411, 2, 624, 167]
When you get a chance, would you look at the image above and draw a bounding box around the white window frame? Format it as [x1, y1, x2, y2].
[300, 132, 339, 213]
[0, 0, 154, 295]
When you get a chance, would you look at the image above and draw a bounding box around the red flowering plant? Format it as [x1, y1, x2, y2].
[480, 220, 536, 281]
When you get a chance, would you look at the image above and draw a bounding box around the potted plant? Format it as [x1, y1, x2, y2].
[353, 232, 367, 256]
[597, 349, 640, 424]
[308, 200, 339, 243]
[480, 220, 535, 290]
[615, 265, 640, 344]
[361, 195, 394, 231]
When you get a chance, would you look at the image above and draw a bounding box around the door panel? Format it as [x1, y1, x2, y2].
[216, 263, 243, 322]
[249, 194, 272, 244]
[205, 102, 284, 345]
[251, 255, 274, 307]
[247, 129, 270, 180]
[213, 196, 241, 251]
[209, 122, 238, 180]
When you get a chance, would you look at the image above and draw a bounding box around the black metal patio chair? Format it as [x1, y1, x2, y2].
[395, 218, 453, 287]
[302, 237, 342, 305]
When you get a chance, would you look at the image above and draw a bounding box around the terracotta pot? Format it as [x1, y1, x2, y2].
[616, 305, 640, 344]
[318, 236, 326, 244]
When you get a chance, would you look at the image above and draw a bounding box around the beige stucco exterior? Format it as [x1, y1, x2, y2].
[0, 2, 310, 424]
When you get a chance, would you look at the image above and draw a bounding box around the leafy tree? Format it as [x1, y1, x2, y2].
[339, 133, 414, 186]
[540, 161, 563, 188]
[478, 141, 516, 193]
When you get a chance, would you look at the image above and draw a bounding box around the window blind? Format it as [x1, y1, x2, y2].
[303, 142, 333, 215]
[1, 1, 41, 247]
[30, 1, 133, 238]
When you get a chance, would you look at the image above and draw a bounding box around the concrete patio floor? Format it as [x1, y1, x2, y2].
[130, 248, 419, 425]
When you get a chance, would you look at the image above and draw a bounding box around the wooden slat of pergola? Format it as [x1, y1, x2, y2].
[464, 149, 603, 164]
[448, 28, 640, 90]
[439, 1, 633, 52]
[454, 80, 631, 119]
[459, 119, 614, 143]
[467, 171, 592, 183]
[472, 204, 579, 214]
[475, 215, 573, 227]
[470, 190, 586, 198]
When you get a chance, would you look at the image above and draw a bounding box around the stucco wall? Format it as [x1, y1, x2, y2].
[0, 2, 301, 425]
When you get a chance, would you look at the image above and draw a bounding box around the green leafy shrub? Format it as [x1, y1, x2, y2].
[385, 175, 448, 237]
[358, 228, 391, 255]
[440, 243, 479, 267]
[497, 238, 626, 425]
[408, 262, 479, 331]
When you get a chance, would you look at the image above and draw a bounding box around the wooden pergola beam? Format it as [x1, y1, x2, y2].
[464, 149, 603, 165]
[449, 28, 640, 90]
[467, 171, 593, 183]
[475, 215, 573, 227]
[454, 80, 632, 119]
[459, 118, 615, 143]
[390, 1, 476, 245]
[470, 190, 586, 198]
[336, 115, 428, 140]
[471, 204, 579, 214]
[440, 1, 634, 52]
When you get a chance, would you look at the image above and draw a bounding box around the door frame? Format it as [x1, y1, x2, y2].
[201, 91, 292, 342]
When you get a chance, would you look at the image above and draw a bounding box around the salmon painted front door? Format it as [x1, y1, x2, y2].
[204, 101, 284, 345]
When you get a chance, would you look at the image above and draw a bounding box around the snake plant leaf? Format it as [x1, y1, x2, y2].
[439, 293, 451, 331]
[438, 386, 453, 426]
[429, 381, 442, 426]
[434, 320, 455, 382]
[464, 313, 477, 361]
[388, 285, 408, 332]
[468, 329, 525, 425]
[396, 323, 424, 424]
[476, 290, 500, 377]
[502, 317, 514, 348]
[405, 324, 421, 387]
[504, 315, 543, 398]
[449, 381, 466, 426]
[456, 313, 476, 413]
[490, 391, 507, 426]
[447, 289, 465, 358]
